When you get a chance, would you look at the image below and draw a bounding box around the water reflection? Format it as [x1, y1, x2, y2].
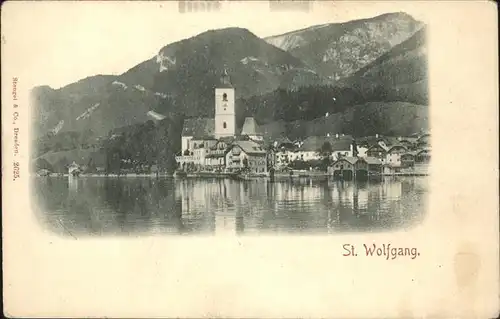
[33, 177, 428, 237]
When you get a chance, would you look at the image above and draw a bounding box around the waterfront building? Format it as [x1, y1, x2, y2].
[328, 156, 382, 180]
[329, 157, 360, 179]
[68, 161, 81, 176]
[365, 157, 383, 174]
[385, 144, 408, 167]
[415, 148, 431, 164]
[400, 152, 416, 168]
[180, 118, 215, 155]
[225, 140, 267, 174]
[365, 143, 388, 163]
[296, 135, 354, 161]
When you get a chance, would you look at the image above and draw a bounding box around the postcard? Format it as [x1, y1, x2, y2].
[2, 0, 499, 317]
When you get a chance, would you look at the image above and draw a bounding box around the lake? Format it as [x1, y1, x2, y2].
[33, 176, 428, 237]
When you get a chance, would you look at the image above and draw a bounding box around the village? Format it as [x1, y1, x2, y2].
[42, 69, 430, 179]
[174, 127, 431, 180]
[173, 69, 430, 180]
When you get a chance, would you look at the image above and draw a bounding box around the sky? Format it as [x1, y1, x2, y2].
[2, 1, 427, 89]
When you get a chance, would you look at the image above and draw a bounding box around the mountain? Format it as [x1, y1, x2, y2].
[341, 26, 428, 105]
[31, 13, 428, 167]
[31, 75, 162, 138]
[31, 27, 324, 140]
[122, 27, 324, 116]
[238, 24, 428, 126]
[265, 12, 423, 80]
[239, 24, 428, 139]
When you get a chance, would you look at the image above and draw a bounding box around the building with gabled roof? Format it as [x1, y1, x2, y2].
[328, 156, 383, 180]
[180, 117, 215, 152]
[225, 140, 267, 174]
[273, 136, 294, 149]
[385, 144, 408, 167]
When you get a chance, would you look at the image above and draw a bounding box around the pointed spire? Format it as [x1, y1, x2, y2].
[220, 64, 232, 87]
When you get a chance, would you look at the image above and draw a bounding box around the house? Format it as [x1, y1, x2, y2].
[274, 150, 294, 168]
[177, 137, 221, 167]
[175, 152, 194, 167]
[383, 136, 402, 147]
[204, 139, 229, 167]
[330, 139, 353, 160]
[328, 157, 375, 180]
[356, 144, 369, 158]
[189, 137, 218, 151]
[180, 118, 215, 153]
[204, 152, 226, 167]
[357, 135, 389, 147]
[415, 148, 431, 164]
[356, 135, 391, 157]
[294, 136, 323, 161]
[68, 161, 81, 176]
[365, 143, 388, 162]
[225, 140, 267, 174]
[192, 137, 218, 166]
[385, 145, 408, 167]
[296, 135, 354, 162]
[400, 152, 416, 168]
[416, 133, 430, 148]
[273, 137, 298, 168]
[273, 136, 294, 150]
[365, 157, 383, 174]
[329, 157, 358, 180]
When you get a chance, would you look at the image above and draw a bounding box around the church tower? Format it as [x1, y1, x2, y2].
[214, 68, 235, 139]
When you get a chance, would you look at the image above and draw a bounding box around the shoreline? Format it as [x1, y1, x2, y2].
[33, 172, 429, 179]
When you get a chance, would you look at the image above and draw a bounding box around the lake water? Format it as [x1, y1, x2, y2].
[33, 176, 428, 237]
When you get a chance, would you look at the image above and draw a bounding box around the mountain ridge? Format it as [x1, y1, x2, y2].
[265, 11, 424, 80]
[31, 12, 428, 164]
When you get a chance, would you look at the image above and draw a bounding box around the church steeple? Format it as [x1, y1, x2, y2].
[215, 65, 235, 138]
[220, 65, 233, 88]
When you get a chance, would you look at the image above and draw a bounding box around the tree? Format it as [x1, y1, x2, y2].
[319, 141, 332, 157]
[320, 157, 332, 172]
[351, 140, 359, 157]
[86, 157, 97, 173]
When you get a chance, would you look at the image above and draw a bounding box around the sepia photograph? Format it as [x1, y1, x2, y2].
[2, 1, 498, 317]
[30, 4, 429, 237]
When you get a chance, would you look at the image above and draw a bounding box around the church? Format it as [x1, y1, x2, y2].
[175, 69, 266, 170]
